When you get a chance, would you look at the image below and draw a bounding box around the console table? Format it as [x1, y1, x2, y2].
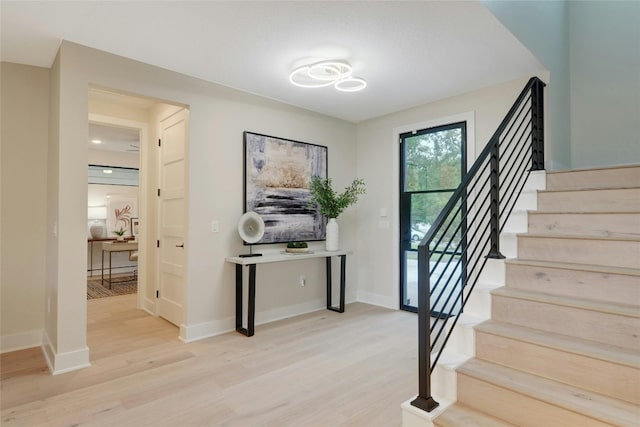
[101, 241, 138, 289]
[225, 250, 348, 337]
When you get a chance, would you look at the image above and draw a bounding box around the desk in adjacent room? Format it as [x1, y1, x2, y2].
[101, 241, 138, 289]
[225, 250, 348, 337]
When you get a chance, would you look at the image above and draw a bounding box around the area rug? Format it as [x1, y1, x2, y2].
[87, 277, 137, 299]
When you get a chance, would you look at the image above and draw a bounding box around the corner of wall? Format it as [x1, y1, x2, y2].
[42, 331, 91, 375]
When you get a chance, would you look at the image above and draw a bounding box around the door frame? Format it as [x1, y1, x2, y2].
[392, 112, 475, 310]
[88, 113, 149, 311]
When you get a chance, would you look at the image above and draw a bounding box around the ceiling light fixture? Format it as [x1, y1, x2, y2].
[289, 60, 366, 92]
[91, 139, 102, 144]
[102, 169, 113, 174]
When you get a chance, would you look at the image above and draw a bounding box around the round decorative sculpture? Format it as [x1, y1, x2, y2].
[238, 212, 265, 257]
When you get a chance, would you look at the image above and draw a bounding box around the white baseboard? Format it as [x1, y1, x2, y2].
[179, 318, 235, 343]
[401, 397, 452, 427]
[42, 332, 91, 375]
[142, 296, 156, 316]
[0, 329, 43, 353]
[180, 298, 337, 342]
[356, 290, 398, 310]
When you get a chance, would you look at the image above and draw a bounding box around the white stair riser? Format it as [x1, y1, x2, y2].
[491, 295, 640, 351]
[431, 363, 459, 403]
[457, 374, 613, 427]
[546, 166, 640, 191]
[538, 188, 640, 212]
[506, 263, 640, 306]
[527, 212, 640, 238]
[463, 286, 493, 319]
[446, 320, 476, 357]
[475, 331, 640, 405]
[522, 170, 546, 192]
[517, 235, 640, 269]
[478, 258, 505, 286]
[499, 233, 518, 258]
[502, 210, 528, 233]
[505, 190, 537, 211]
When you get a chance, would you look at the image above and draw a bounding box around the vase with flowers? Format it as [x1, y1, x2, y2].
[308, 176, 366, 251]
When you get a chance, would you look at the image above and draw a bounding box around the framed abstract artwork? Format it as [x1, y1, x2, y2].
[244, 131, 328, 244]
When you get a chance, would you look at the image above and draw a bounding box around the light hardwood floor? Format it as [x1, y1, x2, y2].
[1, 295, 418, 426]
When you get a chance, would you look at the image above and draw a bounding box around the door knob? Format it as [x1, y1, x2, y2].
[176, 243, 184, 248]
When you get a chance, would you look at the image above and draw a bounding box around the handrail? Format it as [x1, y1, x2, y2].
[411, 76, 545, 412]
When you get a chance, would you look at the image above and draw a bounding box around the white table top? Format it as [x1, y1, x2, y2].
[102, 241, 138, 251]
[226, 249, 348, 265]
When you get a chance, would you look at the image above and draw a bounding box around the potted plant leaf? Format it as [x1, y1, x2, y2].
[113, 227, 126, 241]
[308, 176, 365, 251]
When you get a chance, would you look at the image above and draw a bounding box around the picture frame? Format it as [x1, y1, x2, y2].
[131, 217, 140, 238]
[107, 195, 138, 238]
[244, 131, 328, 244]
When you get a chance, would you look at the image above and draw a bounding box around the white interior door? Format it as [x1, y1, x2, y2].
[157, 109, 188, 326]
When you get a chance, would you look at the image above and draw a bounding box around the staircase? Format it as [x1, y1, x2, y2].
[433, 165, 640, 426]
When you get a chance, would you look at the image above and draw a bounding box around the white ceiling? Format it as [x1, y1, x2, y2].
[88, 123, 140, 154]
[1, 1, 545, 123]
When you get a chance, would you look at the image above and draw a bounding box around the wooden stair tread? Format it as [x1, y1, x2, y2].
[505, 259, 640, 277]
[538, 186, 640, 193]
[518, 232, 640, 242]
[527, 210, 640, 215]
[435, 403, 513, 427]
[546, 164, 640, 174]
[458, 358, 640, 426]
[491, 287, 640, 317]
[475, 320, 640, 368]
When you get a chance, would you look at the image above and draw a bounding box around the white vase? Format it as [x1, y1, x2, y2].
[326, 218, 339, 251]
[89, 223, 104, 239]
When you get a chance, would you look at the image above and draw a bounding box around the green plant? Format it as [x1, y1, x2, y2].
[287, 241, 308, 249]
[113, 228, 126, 237]
[308, 176, 366, 219]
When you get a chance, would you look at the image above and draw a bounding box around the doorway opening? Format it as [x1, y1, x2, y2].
[86, 87, 188, 331]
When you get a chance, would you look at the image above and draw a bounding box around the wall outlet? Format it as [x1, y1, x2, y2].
[299, 275, 306, 287]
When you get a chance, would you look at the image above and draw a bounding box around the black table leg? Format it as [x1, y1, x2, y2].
[101, 249, 105, 286]
[236, 263, 256, 337]
[326, 255, 346, 313]
[108, 251, 113, 289]
[247, 264, 256, 336]
[235, 264, 244, 334]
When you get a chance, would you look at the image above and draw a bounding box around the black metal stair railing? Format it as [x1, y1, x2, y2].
[411, 77, 546, 412]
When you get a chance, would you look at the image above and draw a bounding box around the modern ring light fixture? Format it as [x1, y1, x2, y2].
[289, 60, 367, 92]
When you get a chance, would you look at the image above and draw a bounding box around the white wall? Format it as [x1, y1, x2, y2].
[0, 62, 49, 352]
[44, 41, 357, 370]
[569, 1, 640, 168]
[482, 0, 570, 170]
[483, 0, 639, 170]
[355, 77, 534, 308]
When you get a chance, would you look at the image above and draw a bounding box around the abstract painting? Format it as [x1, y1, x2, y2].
[244, 131, 327, 244]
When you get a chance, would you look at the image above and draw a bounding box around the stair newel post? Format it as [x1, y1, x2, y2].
[488, 139, 506, 260]
[531, 79, 545, 171]
[411, 243, 440, 412]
